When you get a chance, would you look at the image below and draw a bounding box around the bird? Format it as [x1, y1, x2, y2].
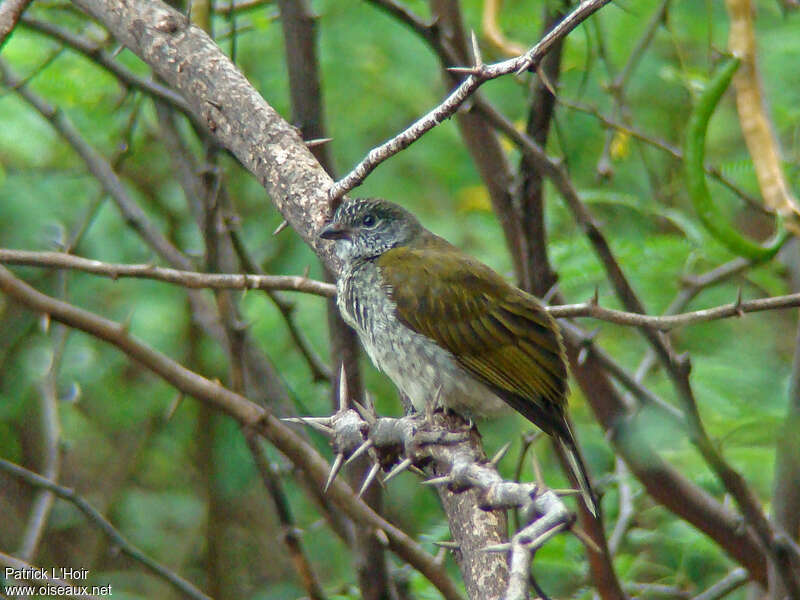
[319, 197, 597, 516]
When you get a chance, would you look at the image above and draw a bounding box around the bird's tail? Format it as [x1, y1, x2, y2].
[556, 430, 599, 518]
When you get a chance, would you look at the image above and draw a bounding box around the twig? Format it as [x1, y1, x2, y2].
[329, 0, 613, 199]
[0, 459, 213, 600]
[16, 322, 65, 561]
[548, 292, 800, 330]
[0, 265, 464, 600]
[607, 458, 634, 556]
[10, 248, 800, 330]
[0, 249, 335, 296]
[690, 567, 748, 600]
[245, 435, 327, 600]
[20, 16, 190, 114]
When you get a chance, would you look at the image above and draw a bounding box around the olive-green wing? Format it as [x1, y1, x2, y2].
[377, 243, 568, 435]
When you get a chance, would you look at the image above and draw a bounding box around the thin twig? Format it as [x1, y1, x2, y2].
[0, 265, 464, 600]
[16, 321, 65, 561]
[0, 249, 335, 296]
[8, 248, 800, 329]
[329, 0, 613, 199]
[690, 567, 748, 600]
[0, 459, 213, 600]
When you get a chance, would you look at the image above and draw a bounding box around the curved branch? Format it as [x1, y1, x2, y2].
[0, 249, 335, 296]
[8, 248, 800, 330]
[329, 0, 612, 199]
[0, 459, 212, 600]
[0, 265, 463, 600]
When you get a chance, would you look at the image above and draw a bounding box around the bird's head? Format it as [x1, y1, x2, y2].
[319, 198, 423, 262]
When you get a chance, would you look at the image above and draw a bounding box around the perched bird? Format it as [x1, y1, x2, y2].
[319, 197, 597, 516]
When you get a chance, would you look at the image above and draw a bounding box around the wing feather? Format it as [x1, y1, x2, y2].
[377, 241, 568, 435]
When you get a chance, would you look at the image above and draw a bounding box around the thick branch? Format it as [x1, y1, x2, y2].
[0, 0, 31, 47]
[70, 0, 336, 264]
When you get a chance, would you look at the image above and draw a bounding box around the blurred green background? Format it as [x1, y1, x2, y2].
[1, 0, 799, 598]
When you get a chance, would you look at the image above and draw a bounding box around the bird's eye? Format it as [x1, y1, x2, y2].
[361, 213, 377, 227]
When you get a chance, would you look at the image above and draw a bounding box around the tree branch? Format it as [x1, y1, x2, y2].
[0, 459, 213, 600]
[0, 0, 31, 47]
[329, 0, 613, 199]
[0, 249, 335, 296]
[0, 264, 464, 600]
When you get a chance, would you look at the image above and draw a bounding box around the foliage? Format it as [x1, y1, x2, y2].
[1, 1, 799, 599]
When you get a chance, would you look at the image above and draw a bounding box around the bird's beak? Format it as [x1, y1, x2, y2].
[319, 221, 351, 241]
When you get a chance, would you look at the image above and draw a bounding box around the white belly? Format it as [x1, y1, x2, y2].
[337, 262, 509, 418]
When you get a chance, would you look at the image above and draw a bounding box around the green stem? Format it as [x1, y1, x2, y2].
[684, 56, 787, 261]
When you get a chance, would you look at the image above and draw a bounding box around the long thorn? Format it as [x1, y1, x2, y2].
[338, 363, 348, 412]
[305, 137, 332, 147]
[470, 29, 483, 69]
[345, 439, 373, 465]
[323, 453, 344, 493]
[432, 540, 460, 549]
[272, 219, 289, 236]
[490, 441, 512, 467]
[281, 416, 332, 425]
[421, 475, 452, 486]
[383, 457, 413, 484]
[283, 417, 333, 435]
[164, 392, 184, 421]
[358, 462, 381, 498]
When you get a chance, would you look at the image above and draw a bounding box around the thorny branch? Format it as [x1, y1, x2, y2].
[0, 264, 464, 600]
[329, 0, 613, 200]
[286, 388, 573, 600]
[0, 249, 335, 296]
[7, 248, 800, 330]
